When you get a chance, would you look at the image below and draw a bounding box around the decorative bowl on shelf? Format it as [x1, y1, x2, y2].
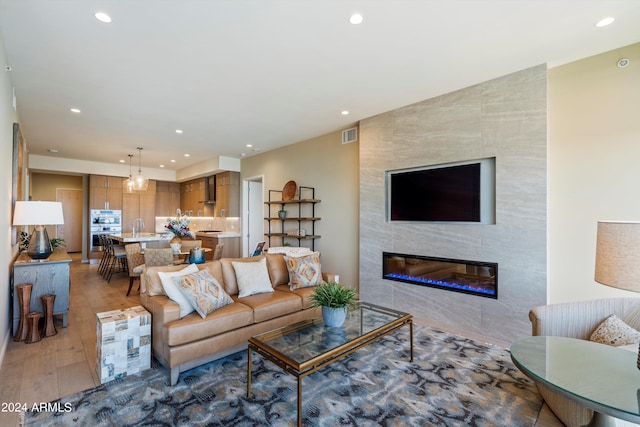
[282, 181, 297, 201]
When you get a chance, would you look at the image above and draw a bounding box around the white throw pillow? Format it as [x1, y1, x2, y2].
[589, 314, 640, 346]
[232, 257, 274, 298]
[158, 263, 200, 318]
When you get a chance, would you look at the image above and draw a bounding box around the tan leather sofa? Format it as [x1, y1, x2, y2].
[140, 253, 335, 385]
[529, 298, 640, 427]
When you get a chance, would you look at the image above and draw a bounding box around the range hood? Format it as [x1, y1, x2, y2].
[202, 175, 216, 204]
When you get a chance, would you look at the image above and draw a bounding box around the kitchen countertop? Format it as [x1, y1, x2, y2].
[110, 233, 168, 243]
[195, 231, 241, 238]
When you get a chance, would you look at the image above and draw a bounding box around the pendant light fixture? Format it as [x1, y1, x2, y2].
[123, 154, 135, 193]
[133, 147, 149, 191]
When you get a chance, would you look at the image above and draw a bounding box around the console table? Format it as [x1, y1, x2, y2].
[510, 335, 640, 427]
[12, 248, 71, 334]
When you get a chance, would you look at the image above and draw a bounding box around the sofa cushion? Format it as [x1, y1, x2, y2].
[284, 252, 324, 290]
[165, 302, 254, 347]
[175, 270, 234, 319]
[265, 253, 289, 286]
[220, 256, 266, 295]
[275, 284, 317, 309]
[233, 258, 274, 298]
[158, 264, 200, 317]
[589, 314, 640, 346]
[232, 290, 302, 323]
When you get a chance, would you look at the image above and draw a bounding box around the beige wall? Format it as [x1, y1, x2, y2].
[1, 33, 19, 365]
[549, 42, 640, 303]
[30, 173, 83, 201]
[240, 130, 360, 289]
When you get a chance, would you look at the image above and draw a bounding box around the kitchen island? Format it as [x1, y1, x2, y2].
[109, 232, 169, 244]
[195, 231, 241, 258]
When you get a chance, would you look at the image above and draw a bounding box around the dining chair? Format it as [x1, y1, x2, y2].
[124, 243, 145, 296]
[179, 240, 202, 252]
[213, 243, 224, 260]
[144, 248, 174, 267]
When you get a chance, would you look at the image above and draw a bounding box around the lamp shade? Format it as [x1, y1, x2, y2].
[595, 221, 640, 293]
[13, 201, 65, 226]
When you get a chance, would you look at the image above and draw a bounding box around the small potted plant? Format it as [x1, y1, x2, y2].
[278, 208, 287, 219]
[310, 282, 358, 327]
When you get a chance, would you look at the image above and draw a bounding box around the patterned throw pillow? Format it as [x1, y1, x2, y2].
[174, 269, 233, 319]
[589, 314, 640, 346]
[232, 257, 274, 298]
[284, 252, 324, 290]
[158, 264, 200, 318]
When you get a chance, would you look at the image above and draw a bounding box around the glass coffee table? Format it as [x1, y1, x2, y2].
[247, 302, 413, 426]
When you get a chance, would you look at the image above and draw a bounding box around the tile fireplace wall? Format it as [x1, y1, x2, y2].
[359, 65, 547, 344]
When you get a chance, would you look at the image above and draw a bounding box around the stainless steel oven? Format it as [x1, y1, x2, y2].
[90, 209, 122, 252]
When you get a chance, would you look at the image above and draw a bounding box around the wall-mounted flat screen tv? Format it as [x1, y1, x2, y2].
[387, 158, 495, 224]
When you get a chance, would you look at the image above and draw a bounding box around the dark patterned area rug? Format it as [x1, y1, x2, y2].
[25, 325, 542, 426]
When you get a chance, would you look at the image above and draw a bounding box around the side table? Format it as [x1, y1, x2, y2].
[96, 306, 151, 384]
[511, 336, 640, 427]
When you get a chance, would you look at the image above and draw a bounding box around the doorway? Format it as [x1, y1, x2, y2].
[243, 176, 264, 256]
[56, 188, 83, 252]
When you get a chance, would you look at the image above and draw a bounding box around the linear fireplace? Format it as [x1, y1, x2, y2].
[383, 252, 498, 299]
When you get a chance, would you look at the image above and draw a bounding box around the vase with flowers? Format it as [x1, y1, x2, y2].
[165, 210, 196, 253]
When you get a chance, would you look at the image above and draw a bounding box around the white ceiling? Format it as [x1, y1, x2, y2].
[1, 0, 639, 173]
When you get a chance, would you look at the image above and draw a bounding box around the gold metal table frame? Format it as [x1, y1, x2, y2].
[247, 302, 413, 426]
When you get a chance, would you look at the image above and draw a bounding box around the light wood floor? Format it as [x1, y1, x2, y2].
[0, 254, 563, 427]
[0, 253, 141, 427]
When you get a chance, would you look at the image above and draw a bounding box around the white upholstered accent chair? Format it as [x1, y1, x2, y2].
[529, 298, 640, 427]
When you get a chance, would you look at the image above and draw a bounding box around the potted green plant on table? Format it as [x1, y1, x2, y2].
[310, 282, 358, 327]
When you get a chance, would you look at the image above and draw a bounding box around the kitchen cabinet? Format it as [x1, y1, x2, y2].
[12, 249, 71, 333]
[156, 181, 181, 217]
[89, 175, 123, 210]
[215, 172, 239, 217]
[180, 178, 206, 216]
[198, 235, 241, 259]
[122, 180, 156, 233]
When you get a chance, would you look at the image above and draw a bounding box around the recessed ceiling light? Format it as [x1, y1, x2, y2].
[48, 148, 58, 153]
[95, 12, 112, 23]
[159, 164, 165, 168]
[341, 110, 349, 115]
[170, 159, 176, 163]
[184, 154, 190, 157]
[349, 13, 363, 25]
[175, 129, 183, 134]
[596, 17, 615, 27]
[617, 58, 630, 68]
[240, 153, 246, 157]
[70, 108, 81, 113]
[119, 159, 125, 163]
[246, 144, 253, 148]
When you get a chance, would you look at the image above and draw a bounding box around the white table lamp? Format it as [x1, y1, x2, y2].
[13, 201, 65, 260]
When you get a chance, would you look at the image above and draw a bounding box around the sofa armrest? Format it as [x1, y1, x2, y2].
[322, 272, 340, 283]
[140, 292, 181, 366]
[140, 292, 181, 326]
[529, 298, 640, 339]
